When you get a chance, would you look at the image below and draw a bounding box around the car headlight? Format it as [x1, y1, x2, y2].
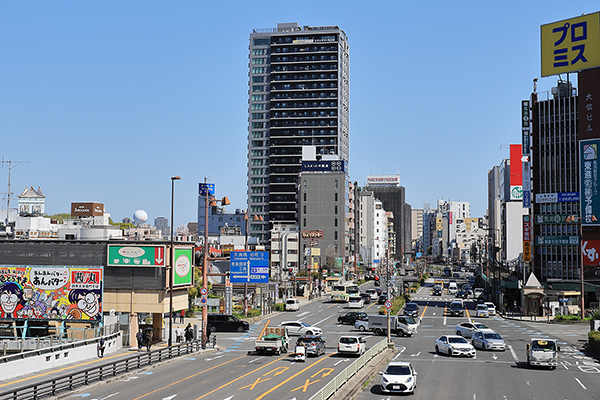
[382, 377, 388, 384]
[406, 377, 412, 383]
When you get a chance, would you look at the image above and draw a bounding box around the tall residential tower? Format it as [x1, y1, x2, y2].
[247, 23, 350, 243]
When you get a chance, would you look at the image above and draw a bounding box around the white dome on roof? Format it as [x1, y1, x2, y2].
[133, 210, 148, 224]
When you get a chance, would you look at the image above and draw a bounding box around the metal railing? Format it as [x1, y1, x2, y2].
[0, 338, 213, 400]
[308, 338, 388, 400]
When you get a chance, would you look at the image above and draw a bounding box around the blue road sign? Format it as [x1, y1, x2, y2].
[199, 183, 215, 196]
[230, 251, 269, 283]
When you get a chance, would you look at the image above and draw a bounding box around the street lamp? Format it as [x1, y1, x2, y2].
[202, 191, 230, 348]
[243, 213, 263, 316]
[168, 175, 181, 347]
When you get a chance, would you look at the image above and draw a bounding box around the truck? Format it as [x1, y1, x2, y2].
[355, 315, 418, 337]
[526, 338, 559, 369]
[254, 327, 289, 355]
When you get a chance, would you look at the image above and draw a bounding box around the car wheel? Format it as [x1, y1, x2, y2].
[448, 348, 452, 357]
[209, 325, 216, 333]
[435, 345, 440, 354]
[456, 330, 462, 336]
[306, 331, 313, 336]
[237, 326, 245, 332]
[358, 325, 365, 332]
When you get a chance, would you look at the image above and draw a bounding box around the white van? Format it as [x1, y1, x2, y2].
[448, 282, 458, 295]
[285, 298, 300, 311]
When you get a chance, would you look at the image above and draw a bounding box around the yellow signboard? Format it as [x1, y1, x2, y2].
[523, 241, 531, 262]
[541, 12, 600, 77]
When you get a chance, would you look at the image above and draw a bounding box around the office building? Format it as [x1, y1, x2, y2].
[247, 22, 350, 243]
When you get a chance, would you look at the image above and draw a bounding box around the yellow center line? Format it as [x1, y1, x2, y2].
[466, 305, 471, 320]
[327, 303, 338, 308]
[257, 319, 270, 340]
[254, 353, 334, 400]
[420, 305, 428, 319]
[195, 354, 288, 400]
[133, 355, 244, 400]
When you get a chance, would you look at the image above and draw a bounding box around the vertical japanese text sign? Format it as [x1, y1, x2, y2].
[541, 12, 600, 77]
[580, 139, 600, 226]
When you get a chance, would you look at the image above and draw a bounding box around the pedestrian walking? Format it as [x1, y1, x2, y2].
[97, 336, 106, 358]
[185, 323, 193, 342]
[180, 309, 185, 323]
[136, 329, 143, 351]
[145, 329, 152, 351]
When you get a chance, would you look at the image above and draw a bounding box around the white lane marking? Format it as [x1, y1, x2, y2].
[248, 357, 264, 363]
[205, 355, 224, 361]
[297, 311, 310, 317]
[162, 395, 177, 400]
[575, 377, 588, 390]
[508, 345, 519, 362]
[411, 351, 421, 357]
[334, 358, 350, 366]
[313, 314, 336, 326]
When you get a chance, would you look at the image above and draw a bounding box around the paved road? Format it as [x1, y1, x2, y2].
[59, 283, 385, 400]
[353, 283, 600, 400]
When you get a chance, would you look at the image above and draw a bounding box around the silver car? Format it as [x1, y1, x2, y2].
[471, 331, 506, 351]
[455, 321, 491, 338]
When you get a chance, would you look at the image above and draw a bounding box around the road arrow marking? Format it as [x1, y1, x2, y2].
[492, 354, 498, 360]
[411, 351, 421, 357]
[71, 395, 90, 398]
[162, 395, 177, 400]
[334, 358, 349, 366]
[139, 372, 153, 375]
[120, 376, 139, 382]
[222, 397, 234, 400]
[184, 357, 196, 361]
[311, 368, 334, 378]
[264, 366, 288, 377]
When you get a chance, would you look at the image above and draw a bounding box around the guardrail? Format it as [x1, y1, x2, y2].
[0, 339, 213, 400]
[308, 338, 388, 400]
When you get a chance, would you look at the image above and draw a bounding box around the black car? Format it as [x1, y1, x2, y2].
[432, 287, 442, 296]
[360, 293, 372, 304]
[337, 311, 368, 325]
[296, 335, 326, 356]
[207, 314, 249, 332]
[456, 289, 467, 298]
[448, 301, 464, 317]
[378, 294, 388, 305]
[404, 302, 419, 317]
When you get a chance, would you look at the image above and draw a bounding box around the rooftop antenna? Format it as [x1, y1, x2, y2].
[1, 157, 30, 225]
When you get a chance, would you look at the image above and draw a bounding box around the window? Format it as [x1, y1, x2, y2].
[252, 85, 264, 92]
[335, 231, 338, 240]
[253, 38, 269, 46]
[251, 178, 263, 184]
[335, 193, 338, 201]
[335, 218, 338, 227]
[251, 131, 264, 138]
[251, 141, 263, 148]
[251, 187, 263, 193]
[251, 168, 262, 174]
[303, 205, 306, 213]
[251, 159, 263, 165]
[304, 193, 306, 201]
[252, 113, 264, 120]
[251, 196, 262, 203]
[252, 122, 264, 128]
[303, 218, 306, 227]
[252, 58, 265, 65]
[252, 67, 265, 74]
[251, 205, 262, 212]
[252, 49, 265, 56]
[252, 94, 264, 101]
[335, 205, 338, 214]
[335, 180, 338, 189]
[252, 104, 265, 110]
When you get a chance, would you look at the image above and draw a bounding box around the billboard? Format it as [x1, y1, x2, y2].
[173, 248, 193, 286]
[301, 160, 347, 173]
[230, 251, 269, 283]
[0, 266, 103, 321]
[71, 202, 104, 217]
[366, 175, 400, 186]
[541, 12, 600, 77]
[578, 68, 600, 141]
[580, 139, 600, 226]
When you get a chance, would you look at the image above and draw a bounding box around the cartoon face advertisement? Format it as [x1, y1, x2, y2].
[0, 266, 103, 321]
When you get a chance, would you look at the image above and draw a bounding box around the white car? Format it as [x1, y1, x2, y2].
[285, 298, 300, 311]
[484, 302, 496, 316]
[475, 304, 489, 317]
[337, 335, 366, 356]
[379, 361, 417, 394]
[435, 335, 476, 357]
[365, 289, 378, 300]
[278, 321, 322, 336]
[347, 296, 364, 309]
[455, 322, 491, 338]
[472, 331, 506, 351]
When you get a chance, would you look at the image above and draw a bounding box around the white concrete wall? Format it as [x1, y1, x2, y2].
[0, 333, 121, 382]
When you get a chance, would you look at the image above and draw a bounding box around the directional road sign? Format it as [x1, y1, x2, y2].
[230, 251, 269, 283]
[107, 245, 166, 267]
[198, 183, 215, 196]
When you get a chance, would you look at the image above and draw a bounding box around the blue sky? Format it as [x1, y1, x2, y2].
[1, 1, 598, 228]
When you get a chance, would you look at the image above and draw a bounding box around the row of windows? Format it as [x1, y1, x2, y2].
[252, 85, 265, 92]
[272, 55, 337, 63]
[252, 95, 264, 101]
[271, 120, 337, 128]
[272, 92, 337, 100]
[252, 58, 265, 65]
[272, 73, 337, 81]
[272, 45, 337, 54]
[253, 38, 270, 46]
[272, 64, 337, 72]
[251, 168, 263, 175]
[251, 149, 263, 156]
[252, 104, 265, 110]
[271, 138, 336, 146]
[252, 67, 265, 74]
[272, 111, 337, 118]
[252, 49, 266, 55]
[251, 159, 264, 166]
[251, 131, 264, 138]
[252, 76, 265, 83]
[251, 141, 264, 147]
[270, 129, 337, 136]
[252, 113, 264, 119]
[271, 101, 337, 109]
[273, 83, 337, 90]
[250, 178, 263, 184]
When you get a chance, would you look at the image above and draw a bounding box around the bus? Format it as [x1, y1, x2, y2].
[330, 283, 360, 302]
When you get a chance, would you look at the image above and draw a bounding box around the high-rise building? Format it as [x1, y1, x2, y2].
[247, 23, 350, 243]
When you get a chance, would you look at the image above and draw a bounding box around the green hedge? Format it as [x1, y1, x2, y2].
[274, 303, 285, 312]
[378, 294, 409, 315]
[589, 331, 600, 353]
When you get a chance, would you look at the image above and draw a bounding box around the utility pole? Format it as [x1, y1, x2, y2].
[1, 157, 30, 225]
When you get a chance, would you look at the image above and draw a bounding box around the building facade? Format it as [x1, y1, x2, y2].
[247, 23, 350, 243]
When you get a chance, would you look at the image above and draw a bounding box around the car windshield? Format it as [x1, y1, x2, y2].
[300, 322, 310, 327]
[484, 333, 502, 340]
[451, 303, 462, 309]
[286, 300, 296, 304]
[448, 337, 468, 344]
[340, 337, 358, 344]
[474, 323, 489, 329]
[298, 337, 316, 343]
[406, 304, 418, 309]
[386, 365, 411, 375]
[476, 305, 487, 310]
[405, 316, 417, 324]
[347, 286, 359, 294]
[350, 297, 360, 302]
[531, 340, 556, 351]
